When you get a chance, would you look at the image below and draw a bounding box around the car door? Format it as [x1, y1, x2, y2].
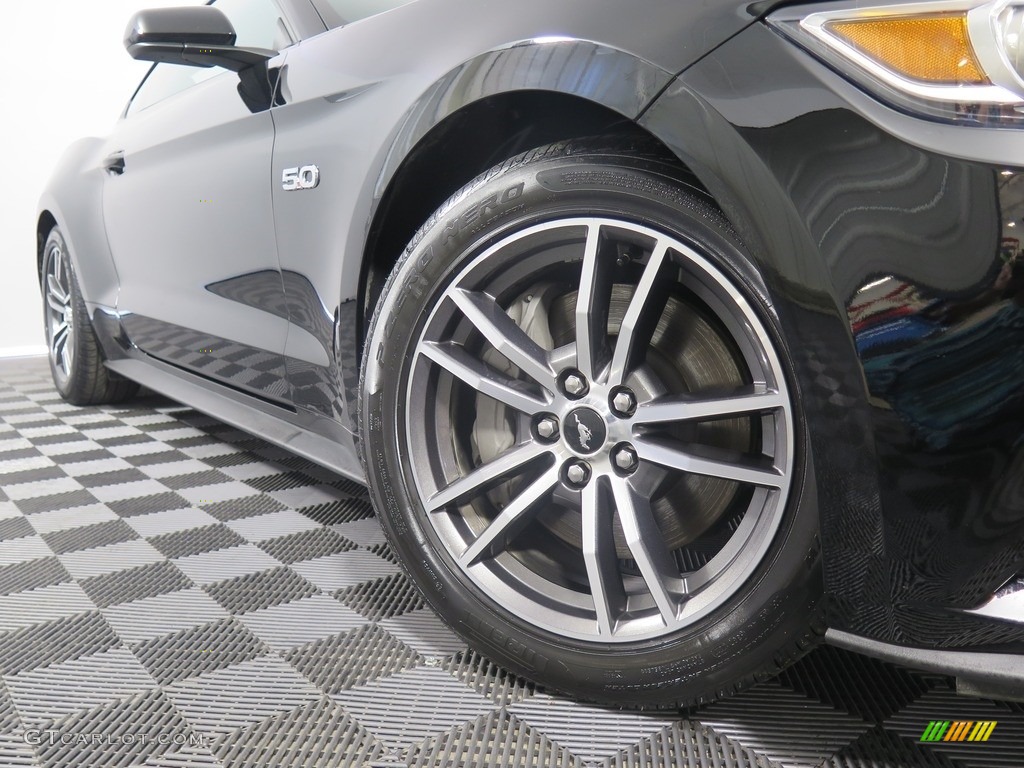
[103, 0, 300, 402]
[269, 0, 423, 430]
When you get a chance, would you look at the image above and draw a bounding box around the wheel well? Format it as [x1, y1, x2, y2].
[357, 90, 705, 345]
[37, 211, 58, 281]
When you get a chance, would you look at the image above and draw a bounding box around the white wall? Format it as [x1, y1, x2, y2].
[0, 1, 195, 358]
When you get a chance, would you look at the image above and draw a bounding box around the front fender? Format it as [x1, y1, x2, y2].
[37, 137, 119, 312]
[372, 37, 674, 199]
[642, 21, 1024, 650]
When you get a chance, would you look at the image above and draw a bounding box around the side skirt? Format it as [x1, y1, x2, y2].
[827, 628, 1024, 703]
[105, 357, 365, 485]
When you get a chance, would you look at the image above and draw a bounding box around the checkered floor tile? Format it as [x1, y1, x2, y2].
[0, 356, 1019, 768]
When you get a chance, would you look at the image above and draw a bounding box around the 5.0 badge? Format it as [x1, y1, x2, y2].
[282, 165, 320, 191]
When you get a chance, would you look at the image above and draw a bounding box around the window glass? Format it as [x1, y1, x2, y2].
[312, 0, 414, 28]
[127, 66, 220, 116]
[215, 0, 291, 50]
[127, 0, 291, 116]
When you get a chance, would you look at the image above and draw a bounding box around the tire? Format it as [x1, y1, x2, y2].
[41, 227, 139, 406]
[360, 139, 823, 708]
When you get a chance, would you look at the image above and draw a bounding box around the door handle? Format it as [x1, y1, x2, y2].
[104, 151, 126, 176]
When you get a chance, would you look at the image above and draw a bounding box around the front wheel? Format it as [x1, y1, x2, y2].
[41, 227, 138, 406]
[360, 140, 822, 708]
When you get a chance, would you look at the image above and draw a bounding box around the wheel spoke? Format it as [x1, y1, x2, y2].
[575, 223, 614, 382]
[450, 289, 556, 392]
[610, 478, 678, 624]
[52, 324, 69, 355]
[60, 341, 72, 374]
[581, 480, 624, 636]
[459, 465, 560, 566]
[635, 437, 783, 488]
[635, 387, 786, 424]
[47, 275, 68, 308]
[428, 441, 550, 511]
[419, 341, 549, 415]
[608, 241, 673, 386]
[52, 250, 64, 286]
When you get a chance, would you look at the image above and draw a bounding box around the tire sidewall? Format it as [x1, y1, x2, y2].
[362, 146, 821, 706]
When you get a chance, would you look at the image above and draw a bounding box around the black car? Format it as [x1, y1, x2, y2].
[36, 0, 1024, 707]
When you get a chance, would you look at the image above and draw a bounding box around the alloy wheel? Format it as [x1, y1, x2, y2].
[44, 241, 75, 382]
[405, 217, 794, 642]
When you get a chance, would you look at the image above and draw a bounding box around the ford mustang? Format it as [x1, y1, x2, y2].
[36, 0, 1024, 706]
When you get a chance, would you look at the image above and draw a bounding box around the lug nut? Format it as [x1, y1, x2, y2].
[565, 461, 591, 488]
[611, 389, 637, 417]
[562, 373, 588, 398]
[535, 416, 559, 441]
[614, 445, 639, 474]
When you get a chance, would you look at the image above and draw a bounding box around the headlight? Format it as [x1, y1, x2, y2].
[769, 0, 1024, 126]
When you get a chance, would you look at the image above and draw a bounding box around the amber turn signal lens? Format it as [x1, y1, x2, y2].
[826, 15, 987, 84]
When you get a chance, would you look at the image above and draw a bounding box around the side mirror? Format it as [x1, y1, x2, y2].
[125, 7, 274, 72]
